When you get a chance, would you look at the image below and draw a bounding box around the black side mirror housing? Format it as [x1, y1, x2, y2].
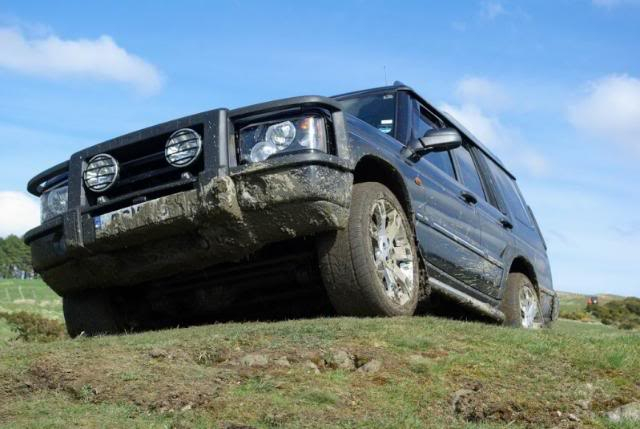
[404, 128, 462, 158]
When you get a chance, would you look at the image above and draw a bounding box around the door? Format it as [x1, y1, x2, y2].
[409, 104, 488, 289]
[473, 198, 511, 298]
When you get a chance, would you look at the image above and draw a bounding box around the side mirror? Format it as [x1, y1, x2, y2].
[404, 128, 462, 158]
[419, 128, 462, 151]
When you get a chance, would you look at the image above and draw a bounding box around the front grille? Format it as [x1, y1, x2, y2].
[84, 124, 205, 209]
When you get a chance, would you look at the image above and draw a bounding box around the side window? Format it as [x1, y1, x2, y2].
[452, 145, 486, 201]
[424, 151, 456, 179]
[414, 106, 435, 139]
[487, 160, 532, 226]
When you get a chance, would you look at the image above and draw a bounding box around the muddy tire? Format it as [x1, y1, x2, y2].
[63, 290, 122, 337]
[500, 272, 543, 328]
[317, 182, 419, 316]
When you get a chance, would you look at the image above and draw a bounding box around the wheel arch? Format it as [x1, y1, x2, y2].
[352, 155, 414, 220]
[508, 256, 539, 292]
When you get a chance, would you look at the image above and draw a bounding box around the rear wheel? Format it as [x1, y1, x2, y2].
[63, 290, 122, 337]
[317, 182, 419, 316]
[500, 272, 543, 328]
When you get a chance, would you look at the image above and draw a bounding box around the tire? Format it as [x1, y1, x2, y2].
[317, 182, 420, 316]
[500, 272, 543, 328]
[63, 290, 122, 337]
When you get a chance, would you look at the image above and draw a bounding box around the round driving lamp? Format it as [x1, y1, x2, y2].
[83, 153, 119, 193]
[165, 128, 203, 167]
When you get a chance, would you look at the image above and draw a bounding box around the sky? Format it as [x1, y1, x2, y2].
[0, 0, 639, 296]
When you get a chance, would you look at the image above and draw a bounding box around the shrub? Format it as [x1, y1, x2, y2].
[587, 299, 640, 330]
[0, 311, 67, 342]
[560, 310, 591, 321]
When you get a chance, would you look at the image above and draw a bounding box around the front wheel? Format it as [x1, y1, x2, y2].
[63, 290, 123, 337]
[317, 182, 419, 317]
[500, 272, 543, 328]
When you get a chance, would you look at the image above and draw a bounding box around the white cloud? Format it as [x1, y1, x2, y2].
[480, 1, 505, 19]
[441, 101, 549, 176]
[568, 74, 640, 154]
[0, 26, 163, 94]
[0, 191, 39, 237]
[524, 182, 640, 296]
[441, 103, 507, 148]
[455, 77, 511, 111]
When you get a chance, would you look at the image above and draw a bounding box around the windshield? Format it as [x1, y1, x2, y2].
[338, 92, 396, 135]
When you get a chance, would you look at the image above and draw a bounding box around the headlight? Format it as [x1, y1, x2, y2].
[265, 120, 296, 150]
[239, 115, 327, 164]
[41, 185, 68, 222]
[165, 128, 202, 167]
[84, 153, 119, 193]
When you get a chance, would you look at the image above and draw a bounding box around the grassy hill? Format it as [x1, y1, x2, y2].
[0, 281, 639, 428]
[0, 279, 62, 343]
[556, 291, 625, 314]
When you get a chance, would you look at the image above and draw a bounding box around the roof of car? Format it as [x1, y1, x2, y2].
[333, 82, 514, 179]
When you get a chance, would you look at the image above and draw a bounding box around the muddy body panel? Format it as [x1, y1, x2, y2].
[29, 163, 352, 295]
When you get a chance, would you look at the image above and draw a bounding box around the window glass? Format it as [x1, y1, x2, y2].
[487, 160, 532, 226]
[339, 93, 396, 135]
[424, 151, 455, 179]
[452, 145, 486, 200]
[414, 108, 435, 138]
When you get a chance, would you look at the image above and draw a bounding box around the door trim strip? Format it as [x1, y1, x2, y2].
[417, 213, 503, 269]
[428, 277, 505, 322]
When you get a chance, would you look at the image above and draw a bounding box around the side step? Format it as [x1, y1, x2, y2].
[428, 278, 505, 323]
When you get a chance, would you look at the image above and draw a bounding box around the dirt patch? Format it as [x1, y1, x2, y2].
[12, 345, 390, 415]
[451, 381, 572, 428]
[22, 354, 228, 413]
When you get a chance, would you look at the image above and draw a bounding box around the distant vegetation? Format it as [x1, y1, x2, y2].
[0, 235, 33, 278]
[0, 311, 66, 342]
[0, 279, 63, 343]
[557, 291, 639, 330]
[588, 298, 640, 330]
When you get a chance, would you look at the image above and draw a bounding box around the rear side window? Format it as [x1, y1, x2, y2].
[487, 160, 532, 226]
[452, 145, 486, 201]
[424, 151, 456, 179]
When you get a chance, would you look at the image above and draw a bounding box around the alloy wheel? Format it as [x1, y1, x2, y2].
[520, 284, 542, 328]
[369, 198, 415, 306]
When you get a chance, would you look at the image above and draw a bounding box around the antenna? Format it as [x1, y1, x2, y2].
[384, 66, 388, 85]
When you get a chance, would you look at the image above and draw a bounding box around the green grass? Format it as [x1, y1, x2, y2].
[0, 317, 638, 428]
[0, 279, 62, 317]
[0, 279, 63, 343]
[0, 280, 638, 427]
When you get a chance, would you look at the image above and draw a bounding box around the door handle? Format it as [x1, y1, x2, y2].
[500, 218, 514, 230]
[459, 191, 478, 205]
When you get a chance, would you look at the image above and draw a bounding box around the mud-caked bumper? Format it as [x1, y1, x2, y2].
[26, 162, 352, 295]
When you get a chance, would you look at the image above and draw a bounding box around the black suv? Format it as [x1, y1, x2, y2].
[25, 82, 558, 336]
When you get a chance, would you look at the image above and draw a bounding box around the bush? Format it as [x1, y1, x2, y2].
[587, 298, 640, 330]
[0, 311, 67, 342]
[560, 310, 591, 321]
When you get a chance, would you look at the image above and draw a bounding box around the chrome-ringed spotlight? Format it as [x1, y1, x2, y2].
[83, 153, 119, 193]
[165, 128, 202, 167]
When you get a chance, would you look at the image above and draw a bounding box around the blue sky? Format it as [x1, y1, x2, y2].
[0, 0, 639, 296]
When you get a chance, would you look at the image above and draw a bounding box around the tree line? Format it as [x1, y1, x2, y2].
[0, 235, 33, 278]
